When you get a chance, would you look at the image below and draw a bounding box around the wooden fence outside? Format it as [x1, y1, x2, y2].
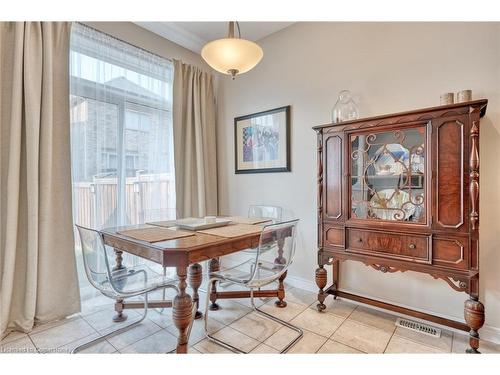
[72, 173, 175, 229]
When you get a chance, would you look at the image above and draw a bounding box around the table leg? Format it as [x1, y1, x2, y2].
[173, 266, 193, 354]
[274, 238, 287, 308]
[113, 249, 127, 322]
[188, 263, 203, 319]
[209, 258, 220, 311]
[112, 249, 125, 271]
[275, 272, 288, 308]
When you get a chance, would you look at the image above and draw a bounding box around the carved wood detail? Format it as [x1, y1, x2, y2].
[315, 266, 327, 311]
[188, 263, 203, 319]
[172, 266, 192, 354]
[317, 131, 324, 247]
[432, 275, 468, 293]
[368, 263, 402, 274]
[469, 121, 480, 231]
[464, 296, 485, 353]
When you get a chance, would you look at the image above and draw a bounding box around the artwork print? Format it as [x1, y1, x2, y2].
[234, 106, 290, 174]
[242, 124, 280, 162]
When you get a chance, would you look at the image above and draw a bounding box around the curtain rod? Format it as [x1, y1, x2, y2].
[75, 22, 173, 63]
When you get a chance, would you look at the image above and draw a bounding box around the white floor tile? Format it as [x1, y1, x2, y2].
[210, 326, 260, 352]
[0, 336, 37, 354]
[104, 319, 162, 350]
[120, 329, 178, 353]
[30, 318, 96, 351]
[59, 333, 117, 354]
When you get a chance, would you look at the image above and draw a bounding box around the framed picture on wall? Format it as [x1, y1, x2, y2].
[234, 105, 291, 174]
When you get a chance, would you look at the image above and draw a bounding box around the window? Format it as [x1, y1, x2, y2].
[69, 24, 176, 305]
[69, 23, 176, 232]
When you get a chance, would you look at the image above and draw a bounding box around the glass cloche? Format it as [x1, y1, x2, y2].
[331, 90, 359, 123]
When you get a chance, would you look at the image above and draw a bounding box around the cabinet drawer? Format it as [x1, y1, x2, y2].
[346, 229, 431, 264]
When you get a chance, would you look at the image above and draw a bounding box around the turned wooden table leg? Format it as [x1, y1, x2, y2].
[316, 265, 327, 311]
[188, 263, 203, 319]
[113, 298, 126, 322]
[208, 258, 220, 311]
[112, 249, 127, 322]
[274, 238, 288, 307]
[464, 295, 485, 354]
[112, 249, 125, 271]
[173, 266, 193, 354]
[275, 271, 288, 308]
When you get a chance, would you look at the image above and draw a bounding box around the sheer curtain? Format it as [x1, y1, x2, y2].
[70, 23, 175, 230]
[69, 24, 175, 307]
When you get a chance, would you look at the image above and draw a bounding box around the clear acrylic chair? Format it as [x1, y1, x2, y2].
[219, 205, 284, 279]
[248, 205, 283, 223]
[72, 225, 180, 353]
[204, 219, 303, 353]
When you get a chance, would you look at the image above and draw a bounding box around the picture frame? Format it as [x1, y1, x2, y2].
[234, 105, 291, 174]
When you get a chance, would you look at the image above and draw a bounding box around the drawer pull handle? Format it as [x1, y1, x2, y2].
[358, 238, 363, 243]
[409, 243, 416, 250]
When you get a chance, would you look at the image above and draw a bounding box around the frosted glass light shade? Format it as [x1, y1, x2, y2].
[201, 38, 263, 77]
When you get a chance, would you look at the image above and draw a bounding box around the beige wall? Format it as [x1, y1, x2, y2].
[217, 22, 500, 340]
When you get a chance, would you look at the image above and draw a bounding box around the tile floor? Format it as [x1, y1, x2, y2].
[1, 283, 499, 354]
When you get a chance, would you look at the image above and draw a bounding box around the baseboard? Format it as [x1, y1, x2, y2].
[480, 325, 500, 345]
[285, 274, 318, 293]
[284, 274, 500, 345]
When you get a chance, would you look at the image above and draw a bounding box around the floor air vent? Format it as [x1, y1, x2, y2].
[395, 318, 441, 338]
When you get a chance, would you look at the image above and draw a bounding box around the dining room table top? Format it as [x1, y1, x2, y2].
[100, 220, 268, 268]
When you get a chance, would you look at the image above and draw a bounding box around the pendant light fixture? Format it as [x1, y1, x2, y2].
[201, 22, 263, 79]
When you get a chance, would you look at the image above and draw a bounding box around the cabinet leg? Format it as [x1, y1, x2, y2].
[464, 295, 485, 354]
[208, 258, 220, 311]
[316, 265, 327, 311]
[332, 259, 339, 300]
[188, 263, 203, 319]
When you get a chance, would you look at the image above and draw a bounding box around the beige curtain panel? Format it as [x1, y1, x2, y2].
[0, 22, 80, 338]
[173, 60, 218, 218]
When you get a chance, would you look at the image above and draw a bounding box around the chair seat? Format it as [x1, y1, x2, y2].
[220, 244, 277, 274]
[216, 259, 286, 288]
[99, 264, 177, 298]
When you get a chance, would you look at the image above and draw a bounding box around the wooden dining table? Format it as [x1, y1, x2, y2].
[99, 218, 290, 354]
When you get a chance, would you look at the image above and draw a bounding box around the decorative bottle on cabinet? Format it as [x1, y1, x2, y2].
[314, 99, 488, 353]
[331, 90, 359, 123]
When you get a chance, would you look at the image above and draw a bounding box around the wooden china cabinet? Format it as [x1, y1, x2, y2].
[313, 99, 488, 353]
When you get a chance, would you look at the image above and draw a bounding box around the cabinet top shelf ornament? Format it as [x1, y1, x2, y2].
[313, 99, 488, 354]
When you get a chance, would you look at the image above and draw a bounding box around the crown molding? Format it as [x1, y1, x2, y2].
[135, 22, 206, 53]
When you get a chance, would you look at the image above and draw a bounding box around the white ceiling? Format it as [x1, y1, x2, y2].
[135, 22, 294, 53]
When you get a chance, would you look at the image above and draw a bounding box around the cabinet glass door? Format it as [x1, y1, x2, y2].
[350, 126, 426, 223]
